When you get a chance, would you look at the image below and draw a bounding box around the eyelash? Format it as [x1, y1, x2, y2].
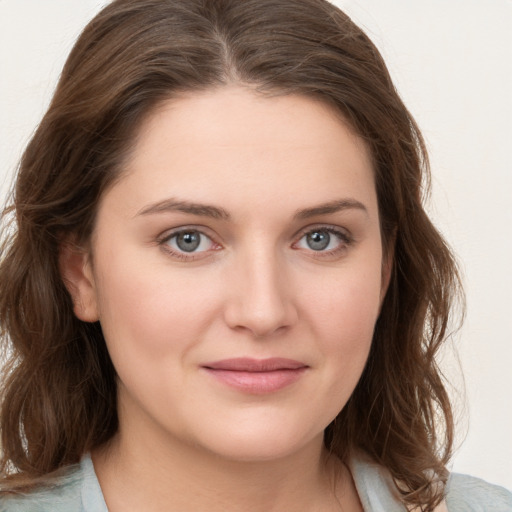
[157, 227, 220, 261]
[293, 226, 353, 259]
[157, 225, 353, 261]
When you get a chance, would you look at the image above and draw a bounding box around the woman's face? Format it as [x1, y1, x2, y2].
[67, 86, 390, 462]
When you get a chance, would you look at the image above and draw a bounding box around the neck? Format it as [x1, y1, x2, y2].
[92, 422, 359, 512]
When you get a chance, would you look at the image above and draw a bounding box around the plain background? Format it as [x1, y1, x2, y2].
[1, 0, 511, 491]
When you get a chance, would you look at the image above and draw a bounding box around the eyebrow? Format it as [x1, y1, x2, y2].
[136, 199, 230, 220]
[293, 199, 368, 219]
[136, 197, 367, 221]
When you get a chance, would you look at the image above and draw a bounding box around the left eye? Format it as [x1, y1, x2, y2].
[165, 230, 214, 253]
[295, 229, 346, 252]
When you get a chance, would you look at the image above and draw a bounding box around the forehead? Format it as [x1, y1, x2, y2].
[102, 86, 377, 220]
[132, 86, 369, 164]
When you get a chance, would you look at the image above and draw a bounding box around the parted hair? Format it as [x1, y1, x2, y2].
[0, 0, 462, 509]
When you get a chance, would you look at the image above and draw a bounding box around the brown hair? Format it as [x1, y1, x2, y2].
[0, 0, 462, 509]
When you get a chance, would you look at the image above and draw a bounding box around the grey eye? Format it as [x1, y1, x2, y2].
[162, 229, 216, 258]
[306, 230, 331, 251]
[175, 231, 202, 252]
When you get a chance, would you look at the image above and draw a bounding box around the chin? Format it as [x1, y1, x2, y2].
[186, 415, 327, 463]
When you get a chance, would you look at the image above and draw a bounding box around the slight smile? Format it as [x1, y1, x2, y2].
[201, 358, 309, 394]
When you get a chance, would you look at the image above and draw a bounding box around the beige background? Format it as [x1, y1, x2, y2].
[1, 0, 511, 490]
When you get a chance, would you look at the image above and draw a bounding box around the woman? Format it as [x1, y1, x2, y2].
[0, 0, 510, 510]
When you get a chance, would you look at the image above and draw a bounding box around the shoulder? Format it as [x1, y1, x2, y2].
[445, 472, 512, 512]
[348, 450, 409, 510]
[349, 450, 512, 512]
[0, 465, 83, 512]
[0, 454, 107, 512]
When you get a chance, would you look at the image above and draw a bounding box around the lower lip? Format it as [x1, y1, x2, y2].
[203, 368, 307, 394]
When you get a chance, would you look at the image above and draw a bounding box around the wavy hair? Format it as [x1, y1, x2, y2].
[0, 0, 462, 509]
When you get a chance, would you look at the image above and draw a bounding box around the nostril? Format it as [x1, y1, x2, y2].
[224, 299, 297, 338]
[222, 258, 298, 337]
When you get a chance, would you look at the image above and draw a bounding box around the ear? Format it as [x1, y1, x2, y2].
[59, 239, 99, 322]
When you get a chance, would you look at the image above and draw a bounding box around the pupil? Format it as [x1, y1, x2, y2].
[177, 232, 200, 252]
[307, 231, 330, 251]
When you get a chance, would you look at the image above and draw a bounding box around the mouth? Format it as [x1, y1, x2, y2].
[201, 358, 309, 394]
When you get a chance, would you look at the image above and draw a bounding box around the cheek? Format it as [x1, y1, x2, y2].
[92, 248, 221, 362]
[92, 260, 222, 423]
[302, 257, 383, 342]
[299, 260, 383, 394]
[318, 286, 378, 369]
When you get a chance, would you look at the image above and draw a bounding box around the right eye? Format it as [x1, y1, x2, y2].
[160, 229, 219, 259]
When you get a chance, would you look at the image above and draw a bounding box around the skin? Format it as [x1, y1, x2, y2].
[61, 86, 391, 512]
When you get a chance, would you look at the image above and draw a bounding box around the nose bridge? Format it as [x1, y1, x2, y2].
[223, 239, 296, 337]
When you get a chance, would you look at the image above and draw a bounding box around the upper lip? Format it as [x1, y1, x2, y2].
[202, 358, 308, 372]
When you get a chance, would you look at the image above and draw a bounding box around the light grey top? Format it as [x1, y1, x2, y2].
[1, 452, 511, 511]
[347, 452, 512, 511]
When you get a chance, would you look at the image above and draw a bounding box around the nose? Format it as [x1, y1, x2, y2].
[223, 246, 298, 338]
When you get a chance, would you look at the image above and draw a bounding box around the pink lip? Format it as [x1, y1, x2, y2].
[201, 358, 308, 394]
